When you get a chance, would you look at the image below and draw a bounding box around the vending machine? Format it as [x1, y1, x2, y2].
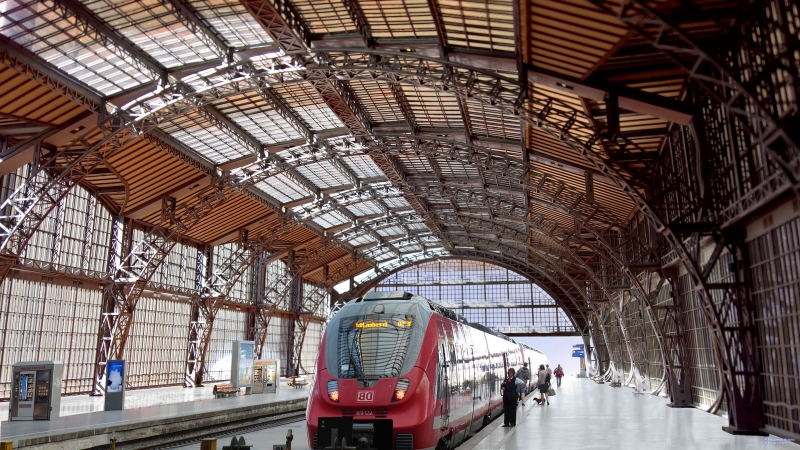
[10, 361, 63, 421]
[253, 359, 279, 394]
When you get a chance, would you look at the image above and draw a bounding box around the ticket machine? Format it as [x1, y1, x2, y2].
[10, 361, 63, 420]
[252, 359, 279, 394]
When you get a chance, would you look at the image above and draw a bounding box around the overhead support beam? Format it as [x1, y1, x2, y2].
[342, 0, 373, 48]
[240, 0, 453, 252]
[526, 65, 693, 125]
[196, 105, 263, 155]
[0, 37, 104, 111]
[426, 0, 449, 59]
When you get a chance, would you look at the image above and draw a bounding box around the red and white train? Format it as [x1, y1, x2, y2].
[307, 291, 547, 450]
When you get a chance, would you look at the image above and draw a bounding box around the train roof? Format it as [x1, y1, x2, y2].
[356, 291, 544, 354]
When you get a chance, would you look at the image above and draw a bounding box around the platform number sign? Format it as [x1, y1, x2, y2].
[357, 391, 375, 402]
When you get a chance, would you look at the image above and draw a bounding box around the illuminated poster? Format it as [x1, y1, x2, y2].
[107, 360, 125, 393]
[238, 342, 254, 387]
[19, 374, 33, 401]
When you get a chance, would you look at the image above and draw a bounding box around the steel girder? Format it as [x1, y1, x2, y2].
[184, 226, 298, 386]
[92, 141, 379, 393]
[315, 185, 598, 265]
[346, 248, 588, 333]
[593, 0, 799, 201]
[0, 46, 643, 285]
[647, 270, 694, 407]
[586, 3, 796, 427]
[0, 44, 103, 112]
[1, 39, 677, 407]
[327, 205, 612, 301]
[251, 240, 366, 359]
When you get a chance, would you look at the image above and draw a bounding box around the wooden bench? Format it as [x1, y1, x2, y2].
[213, 383, 240, 398]
[287, 377, 308, 389]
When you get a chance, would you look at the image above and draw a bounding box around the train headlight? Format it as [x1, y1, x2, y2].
[392, 378, 410, 402]
[327, 380, 340, 403]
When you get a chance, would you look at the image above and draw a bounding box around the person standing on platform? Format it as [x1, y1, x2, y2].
[554, 364, 564, 387]
[534, 364, 550, 405]
[500, 368, 524, 427]
[516, 362, 531, 405]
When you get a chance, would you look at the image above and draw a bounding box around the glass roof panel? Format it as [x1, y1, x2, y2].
[187, 0, 273, 48]
[341, 155, 385, 179]
[272, 83, 343, 131]
[381, 196, 410, 209]
[348, 234, 375, 247]
[403, 85, 463, 129]
[0, 0, 155, 95]
[346, 200, 383, 217]
[215, 92, 304, 144]
[80, 0, 220, 68]
[377, 226, 406, 237]
[467, 98, 522, 141]
[441, 0, 515, 53]
[257, 173, 313, 203]
[347, 80, 405, 124]
[292, 0, 354, 34]
[313, 210, 348, 229]
[296, 160, 349, 190]
[160, 110, 251, 164]
[359, 0, 437, 39]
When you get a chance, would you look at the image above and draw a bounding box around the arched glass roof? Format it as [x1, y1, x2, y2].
[373, 259, 578, 335]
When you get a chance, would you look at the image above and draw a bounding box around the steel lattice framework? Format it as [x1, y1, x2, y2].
[0, 0, 797, 440]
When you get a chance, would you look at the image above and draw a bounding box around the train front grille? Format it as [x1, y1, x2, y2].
[396, 434, 414, 450]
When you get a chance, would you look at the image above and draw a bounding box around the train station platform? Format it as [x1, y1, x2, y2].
[1, 384, 309, 449]
[170, 378, 788, 450]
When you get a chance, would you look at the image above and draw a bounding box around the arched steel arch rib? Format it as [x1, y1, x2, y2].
[90, 148, 379, 394]
[345, 248, 588, 333]
[330, 209, 613, 304]
[0, 49, 649, 284]
[0, 46, 692, 415]
[591, 0, 800, 198]
[365, 136, 668, 385]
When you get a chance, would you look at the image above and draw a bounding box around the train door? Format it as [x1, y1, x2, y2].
[469, 346, 480, 430]
[436, 322, 450, 431]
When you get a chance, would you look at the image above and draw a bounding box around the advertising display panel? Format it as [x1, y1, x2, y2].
[231, 340, 255, 390]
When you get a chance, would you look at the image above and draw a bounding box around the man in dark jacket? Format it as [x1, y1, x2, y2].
[500, 368, 524, 427]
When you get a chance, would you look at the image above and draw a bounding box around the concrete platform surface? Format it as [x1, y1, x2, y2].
[172, 378, 790, 450]
[1, 384, 220, 422]
[461, 378, 784, 450]
[1, 385, 310, 449]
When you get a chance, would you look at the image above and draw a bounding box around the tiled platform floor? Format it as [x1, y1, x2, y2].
[172, 378, 791, 450]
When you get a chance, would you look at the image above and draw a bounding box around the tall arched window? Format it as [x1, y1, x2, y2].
[373, 259, 578, 335]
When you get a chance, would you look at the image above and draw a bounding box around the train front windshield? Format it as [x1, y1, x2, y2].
[326, 299, 430, 379]
[337, 315, 414, 379]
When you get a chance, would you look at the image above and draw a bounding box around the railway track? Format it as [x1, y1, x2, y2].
[109, 411, 307, 450]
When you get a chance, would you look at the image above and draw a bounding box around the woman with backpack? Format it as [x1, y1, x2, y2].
[534, 364, 550, 405]
[554, 364, 564, 387]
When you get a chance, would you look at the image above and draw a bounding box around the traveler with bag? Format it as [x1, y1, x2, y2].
[554, 364, 564, 387]
[501, 368, 525, 426]
[534, 364, 550, 405]
[516, 362, 531, 405]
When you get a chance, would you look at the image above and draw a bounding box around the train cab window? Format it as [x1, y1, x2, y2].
[335, 314, 416, 379]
